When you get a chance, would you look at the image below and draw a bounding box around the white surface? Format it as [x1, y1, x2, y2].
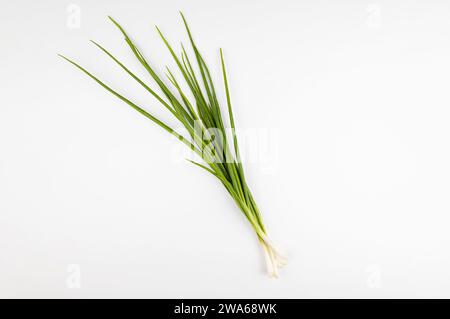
[1, 0, 450, 298]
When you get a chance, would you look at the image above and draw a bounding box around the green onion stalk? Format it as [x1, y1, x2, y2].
[60, 12, 286, 277]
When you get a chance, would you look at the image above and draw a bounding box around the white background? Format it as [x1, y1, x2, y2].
[1, 0, 450, 298]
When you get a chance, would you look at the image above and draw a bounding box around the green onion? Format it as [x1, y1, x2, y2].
[59, 12, 286, 277]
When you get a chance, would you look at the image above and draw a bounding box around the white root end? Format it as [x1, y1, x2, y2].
[261, 242, 275, 277]
[260, 235, 287, 278]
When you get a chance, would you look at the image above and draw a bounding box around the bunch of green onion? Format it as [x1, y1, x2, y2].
[60, 12, 286, 277]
